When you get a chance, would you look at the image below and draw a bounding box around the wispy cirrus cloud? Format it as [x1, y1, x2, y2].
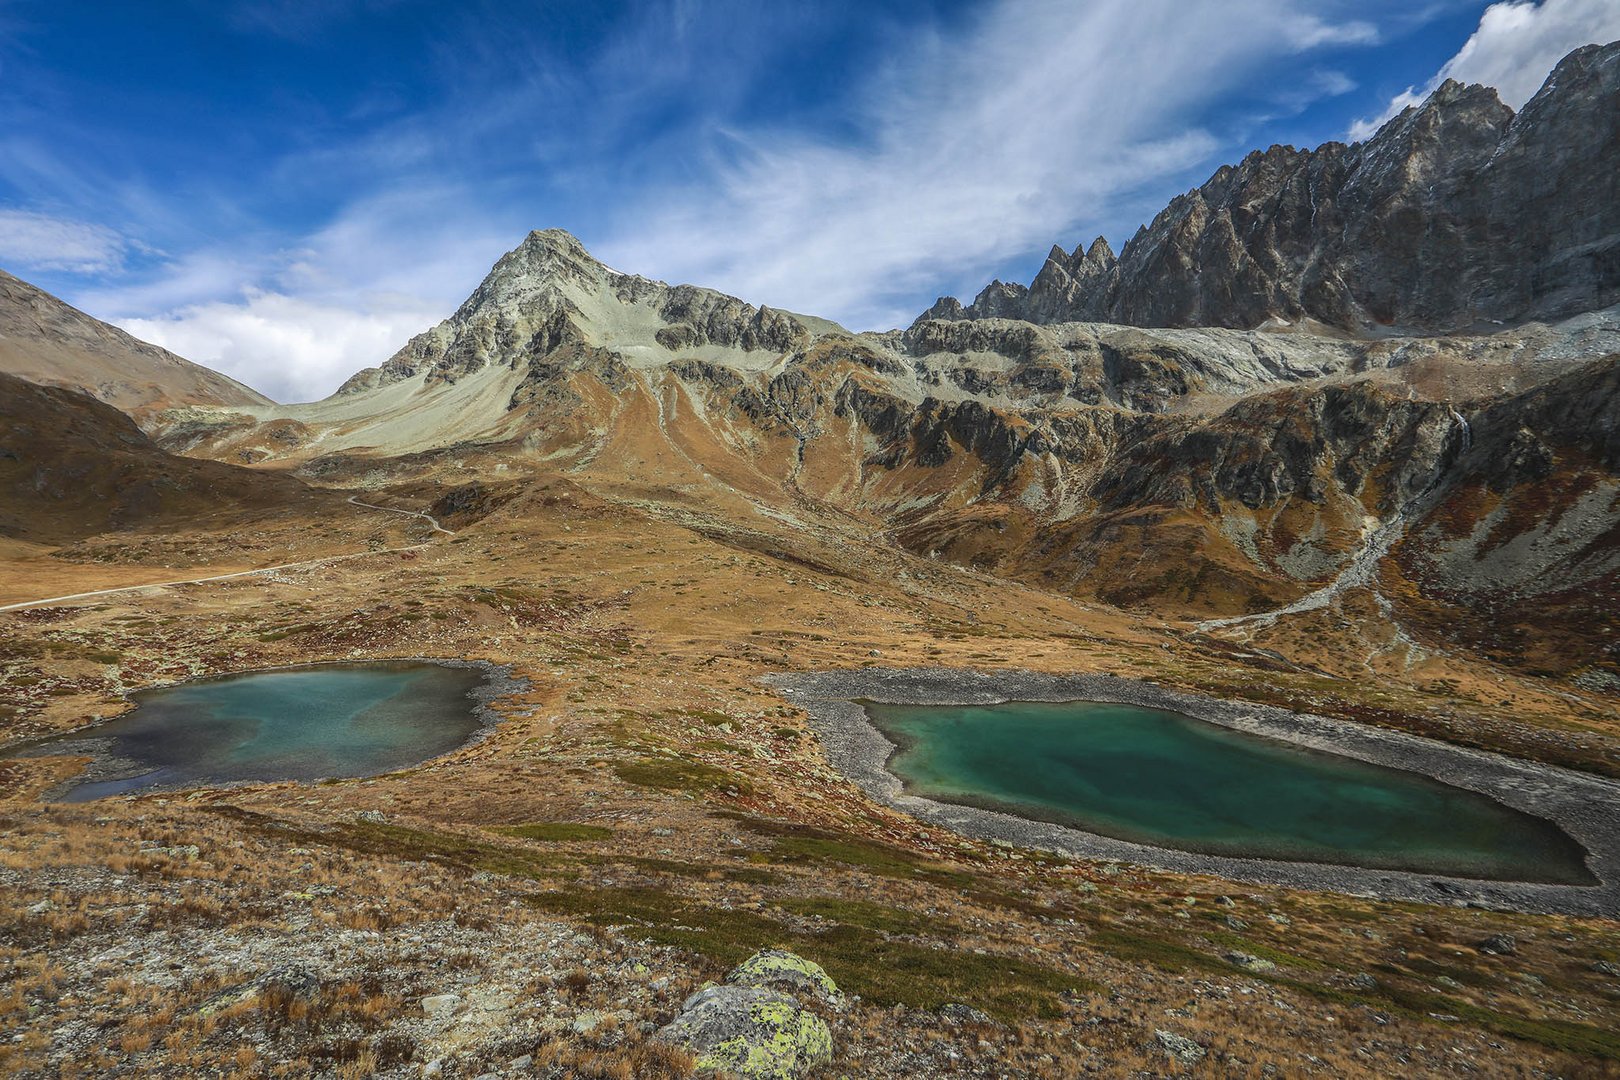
[2, 1, 1424, 400]
[0, 209, 128, 274]
[600, 0, 1386, 330]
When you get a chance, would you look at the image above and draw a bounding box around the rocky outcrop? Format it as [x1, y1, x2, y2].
[927, 41, 1620, 334]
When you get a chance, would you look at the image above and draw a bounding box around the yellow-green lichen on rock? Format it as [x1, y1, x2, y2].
[695, 996, 834, 1078]
[656, 983, 833, 1079]
[728, 947, 844, 1008]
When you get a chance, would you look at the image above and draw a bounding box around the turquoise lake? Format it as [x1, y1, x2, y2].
[863, 699, 1594, 884]
[31, 662, 492, 801]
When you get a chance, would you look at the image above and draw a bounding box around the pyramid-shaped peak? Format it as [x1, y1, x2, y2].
[519, 228, 594, 256]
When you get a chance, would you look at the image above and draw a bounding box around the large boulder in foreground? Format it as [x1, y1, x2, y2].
[657, 985, 832, 1079]
[656, 949, 839, 1078]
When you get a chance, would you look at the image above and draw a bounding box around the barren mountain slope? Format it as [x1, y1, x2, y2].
[0, 268, 271, 420]
[164, 227, 1620, 687]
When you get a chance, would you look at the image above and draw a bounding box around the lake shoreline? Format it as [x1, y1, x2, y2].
[9, 657, 527, 802]
[766, 668, 1620, 917]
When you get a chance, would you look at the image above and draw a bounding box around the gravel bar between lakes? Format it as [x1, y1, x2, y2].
[766, 668, 1620, 917]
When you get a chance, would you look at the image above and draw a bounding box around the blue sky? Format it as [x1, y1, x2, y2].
[2, 0, 1618, 401]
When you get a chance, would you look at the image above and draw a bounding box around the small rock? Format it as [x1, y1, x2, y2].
[657, 985, 832, 1080]
[421, 993, 462, 1019]
[1349, 973, 1379, 992]
[154, 844, 200, 860]
[939, 1003, 994, 1025]
[1225, 951, 1277, 974]
[572, 1010, 603, 1035]
[1215, 895, 1236, 908]
[1477, 933, 1517, 956]
[1592, 960, 1620, 977]
[260, 965, 320, 1000]
[728, 949, 844, 1009]
[1155, 1029, 1206, 1065]
[27, 900, 53, 915]
[510, 1056, 532, 1071]
[356, 810, 388, 824]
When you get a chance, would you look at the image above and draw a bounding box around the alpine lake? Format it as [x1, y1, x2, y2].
[21, 661, 499, 802]
[863, 699, 1595, 885]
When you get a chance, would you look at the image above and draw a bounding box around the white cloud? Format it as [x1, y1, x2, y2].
[119, 291, 441, 405]
[80, 186, 518, 402]
[1349, 0, 1620, 140]
[1283, 15, 1380, 49]
[598, 0, 1384, 332]
[0, 209, 126, 273]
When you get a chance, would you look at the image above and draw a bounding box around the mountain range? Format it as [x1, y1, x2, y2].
[5, 41, 1619, 688]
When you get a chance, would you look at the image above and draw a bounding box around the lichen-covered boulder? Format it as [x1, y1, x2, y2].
[728, 948, 844, 1008]
[657, 985, 832, 1080]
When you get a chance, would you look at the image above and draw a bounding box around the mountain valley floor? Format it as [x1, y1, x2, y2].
[3, 470, 1620, 1078]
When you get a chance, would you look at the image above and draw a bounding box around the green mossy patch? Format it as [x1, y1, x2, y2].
[491, 822, 615, 843]
[775, 896, 950, 938]
[526, 885, 1090, 1021]
[614, 757, 753, 795]
[723, 814, 975, 886]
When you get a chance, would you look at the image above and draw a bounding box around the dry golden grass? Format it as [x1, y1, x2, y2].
[2, 478, 1618, 1076]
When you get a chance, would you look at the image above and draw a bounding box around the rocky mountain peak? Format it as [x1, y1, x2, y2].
[923, 39, 1620, 335]
[1083, 236, 1115, 264]
[337, 228, 818, 395]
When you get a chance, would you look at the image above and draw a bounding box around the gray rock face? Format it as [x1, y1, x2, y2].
[1225, 950, 1278, 974]
[655, 949, 840, 1079]
[928, 41, 1620, 334]
[1155, 1029, 1206, 1065]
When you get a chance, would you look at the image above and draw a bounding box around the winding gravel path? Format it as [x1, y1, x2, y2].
[0, 496, 455, 614]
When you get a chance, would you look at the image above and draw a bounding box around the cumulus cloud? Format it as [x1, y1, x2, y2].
[0, 209, 126, 273]
[1349, 0, 1620, 140]
[599, 0, 1381, 331]
[119, 291, 441, 404]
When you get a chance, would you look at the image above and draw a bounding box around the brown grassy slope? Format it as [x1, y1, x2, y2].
[0, 371, 334, 544]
